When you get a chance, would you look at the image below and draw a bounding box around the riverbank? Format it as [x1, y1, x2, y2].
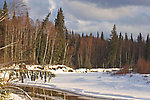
[11, 72, 150, 100]
[10, 83, 108, 100]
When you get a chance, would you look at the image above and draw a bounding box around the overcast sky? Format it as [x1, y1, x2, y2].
[2, 0, 150, 39]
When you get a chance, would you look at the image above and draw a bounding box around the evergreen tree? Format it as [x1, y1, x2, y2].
[118, 32, 123, 67]
[106, 24, 118, 67]
[137, 33, 142, 42]
[12, 11, 16, 20]
[34, 12, 51, 64]
[145, 34, 150, 61]
[119, 32, 123, 40]
[55, 8, 65, 35]
[54, 8, 66, 64]
[130, 33, 133, 42]
[101, 32, 104, 40]
[125, 33, 128, 41]
[137, 33, 144, 59]
[3, 0, 8, 16]
[97, 32, 99, 39]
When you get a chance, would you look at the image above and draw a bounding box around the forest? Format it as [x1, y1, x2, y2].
[0, 0, 150, 73]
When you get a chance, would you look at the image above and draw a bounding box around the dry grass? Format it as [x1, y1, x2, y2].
[112, 64, 130, 75]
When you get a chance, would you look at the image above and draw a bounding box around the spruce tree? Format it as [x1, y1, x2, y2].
[12, 11, 16, 20]
[137, 33, 143, 59]
[130, 33, 133, 42]
[3, 0, 8, 16]
[119, 32, 123, 40]
[106, 24, 118, 67]
[33, 12, 51, 64]
[118, 32, 123, 68]
[137, 33, 142, 42]
[54, 8, 66, 64]
[125, 33, 128, 41]
[101, 32, 104, 40]
[97, 32, 99, 39]
[55, 8, 65, 35]
[145, 34, 150, 61]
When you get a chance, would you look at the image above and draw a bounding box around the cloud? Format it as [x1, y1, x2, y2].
[56, 0, 135, 21]
[48, 0, 56, 12]
[70, 0, 150, 8]
[23, 0, 29, 3]
[26, 0, 50, 20]
[12, 0, 150, 39]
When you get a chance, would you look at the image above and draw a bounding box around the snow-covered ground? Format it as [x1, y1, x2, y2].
[1, 65, 150, 100]
[15, 71, 150, 100]
[50, 73, 150, 100]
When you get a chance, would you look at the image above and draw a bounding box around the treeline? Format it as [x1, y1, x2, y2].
[0, 1, 150, 70]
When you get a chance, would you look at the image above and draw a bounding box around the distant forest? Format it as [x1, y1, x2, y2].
[0, 1, 150, 73]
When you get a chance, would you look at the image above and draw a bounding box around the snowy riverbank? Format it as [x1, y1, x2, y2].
[1, 65, 150, 100]
[13, 71, 150, 100]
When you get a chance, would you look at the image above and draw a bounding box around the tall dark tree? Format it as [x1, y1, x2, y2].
[3, 0, 8, 16]
[118, 32, 123, 67]
[101, 32, 104, 40]
[34, 12, 51, 64]
[106, 24, 118, 67]
[54, 8, 66, 64]
[119, 32, 123, 40]
[137, 33, 142, 42]
[125, 33, 128, 41]
[130, 33, 133, 42]
[97, 32, 99, 39]
[145, 34, 150, 61]
[137, 33, 144, 59]
[55, 8, 65, 35]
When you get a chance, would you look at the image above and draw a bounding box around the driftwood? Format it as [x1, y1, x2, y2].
[6, 86, 32, 100]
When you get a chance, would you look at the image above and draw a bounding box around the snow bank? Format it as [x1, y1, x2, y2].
[7, 64, 121, 74]
[76, 68, 120, 73]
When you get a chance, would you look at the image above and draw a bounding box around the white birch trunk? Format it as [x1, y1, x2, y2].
[63, 42, 68, 65]
[49, 32, 57, 65]
[43, 34, 49, 64]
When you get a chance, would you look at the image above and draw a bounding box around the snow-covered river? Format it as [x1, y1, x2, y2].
[14, 72, 150, 100]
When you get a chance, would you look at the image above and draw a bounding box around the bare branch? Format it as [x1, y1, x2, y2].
[0, 13, 7, 23]
[0, 41, 18, 50]
[6, 86, 32, 100]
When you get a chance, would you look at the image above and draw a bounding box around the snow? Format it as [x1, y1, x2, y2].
[9, 93, 25, 100]
[1, 64, 150, 100]
[14, 71, 150, 100]
[76, 68, 120, 73]
[25, 65, 75, 73]
[49, 73, 150, 100]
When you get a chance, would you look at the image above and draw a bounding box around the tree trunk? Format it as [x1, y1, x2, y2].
[43, 34, 49, 64]
[11, 26, 14, 62]
[4, 24, 8, 63]
[49, 32, 57, 65]
[63, 42, 68, 65]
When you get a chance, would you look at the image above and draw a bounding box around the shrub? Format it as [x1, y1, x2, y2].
[112, 64, 130, 75]
[134, 58, 150, 74]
